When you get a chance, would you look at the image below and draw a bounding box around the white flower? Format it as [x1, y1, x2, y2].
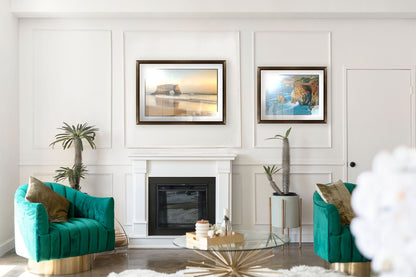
[216, 229, 225, 237]
[351, 147, 416, 277]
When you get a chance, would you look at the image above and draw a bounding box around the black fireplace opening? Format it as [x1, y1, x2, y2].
[148, 177, 215, 236]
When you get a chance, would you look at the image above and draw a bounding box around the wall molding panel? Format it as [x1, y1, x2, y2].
[27, 171, 114, 196]
[231, 173, 243, 225]
[253, 31, 333, 150]
[123, 30, 242, 149]
[28, 29, 113, 151]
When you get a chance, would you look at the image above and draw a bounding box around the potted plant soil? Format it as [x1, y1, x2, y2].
[264, 128, 300, 230]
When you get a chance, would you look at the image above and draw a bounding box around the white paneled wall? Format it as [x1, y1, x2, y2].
[18, 18, 416, 243]
[31, 30, 112, 149]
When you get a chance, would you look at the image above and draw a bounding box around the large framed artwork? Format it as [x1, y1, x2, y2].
[136, 60, 226, 124]
[257, 67, 327, 123]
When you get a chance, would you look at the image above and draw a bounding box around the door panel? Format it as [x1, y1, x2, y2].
[347, 69, 413, 183]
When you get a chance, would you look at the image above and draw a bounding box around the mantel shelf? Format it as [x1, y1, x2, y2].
[128, 153, 237, 161]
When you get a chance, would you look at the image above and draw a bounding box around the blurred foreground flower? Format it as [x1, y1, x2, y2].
[351, 147, 416, 277]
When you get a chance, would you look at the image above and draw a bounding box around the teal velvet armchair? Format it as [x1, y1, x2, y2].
[15, 182, 115, 263]
[313, 182, 369, 263]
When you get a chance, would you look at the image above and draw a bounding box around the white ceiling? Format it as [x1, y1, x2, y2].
[10, 0, 416, 19]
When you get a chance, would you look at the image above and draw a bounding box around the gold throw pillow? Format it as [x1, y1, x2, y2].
[316, 180, 355, 225]
[25, 176, 70, 222]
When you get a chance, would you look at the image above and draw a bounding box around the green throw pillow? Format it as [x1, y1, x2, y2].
[25, 176, 70, 222]
[316, 180, 355, 225]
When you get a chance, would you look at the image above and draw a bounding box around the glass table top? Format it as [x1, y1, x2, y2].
[172, 230, 289, 251]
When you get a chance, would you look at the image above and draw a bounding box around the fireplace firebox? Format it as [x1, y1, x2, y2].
[148, 177, 216, 236]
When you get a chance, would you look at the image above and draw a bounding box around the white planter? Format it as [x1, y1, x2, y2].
[271, 194, 300, 228]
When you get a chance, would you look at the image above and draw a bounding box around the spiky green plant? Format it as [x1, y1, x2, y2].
[267, 127, 292, 141]
[50, 122, 98, 190]
[54, 164, 87, 190]
[266, 127, 292, 194]
[263, 165, 283, 194]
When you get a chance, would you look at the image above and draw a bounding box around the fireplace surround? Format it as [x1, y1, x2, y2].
[128, 153, 236, 247]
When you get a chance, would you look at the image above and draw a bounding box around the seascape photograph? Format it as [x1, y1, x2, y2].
[265, 74, 320, 116]
[144, 68, 219, 117]
[258, 67, 326, 123]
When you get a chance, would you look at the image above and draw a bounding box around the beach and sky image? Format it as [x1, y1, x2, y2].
[265, 74, 320, 116]
[144, 68, 219, 117]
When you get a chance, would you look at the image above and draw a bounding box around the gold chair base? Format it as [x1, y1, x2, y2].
[28, 254, 92, 275]
[330, 262, 371, 277]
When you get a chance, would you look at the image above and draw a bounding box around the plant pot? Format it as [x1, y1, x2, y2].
[271, 194, 300, 228]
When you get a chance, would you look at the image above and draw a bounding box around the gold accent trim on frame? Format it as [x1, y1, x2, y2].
[330, 261, 372, 277]
[27, 254, 92, 275]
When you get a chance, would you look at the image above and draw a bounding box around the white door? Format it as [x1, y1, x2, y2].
[347, 69, 413, 183]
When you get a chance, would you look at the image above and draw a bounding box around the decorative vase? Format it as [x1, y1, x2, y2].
[271, 194, 300, 228]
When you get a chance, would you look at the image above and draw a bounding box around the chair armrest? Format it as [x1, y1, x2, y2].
[313, 191, 342, 235]
[15, 201, 50, 235]
[73, 192, 114, 230]
[14, 187, 49, 260]
[14, 197, 49, 235]
[14, 187, 49, 235]
[313, 191, 342, 261]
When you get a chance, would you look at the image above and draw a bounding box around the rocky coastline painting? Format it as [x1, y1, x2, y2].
[257, 67, 326, 123]
[136, 60, 225, 124]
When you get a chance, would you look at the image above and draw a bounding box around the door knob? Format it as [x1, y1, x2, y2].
[350, 161, 356, 168]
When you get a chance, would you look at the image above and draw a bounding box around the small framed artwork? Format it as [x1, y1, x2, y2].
[257, 67, 327, 123]
[136, 60, 226, 124]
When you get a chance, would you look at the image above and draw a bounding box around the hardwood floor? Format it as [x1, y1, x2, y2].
[0, 243, 328, 276]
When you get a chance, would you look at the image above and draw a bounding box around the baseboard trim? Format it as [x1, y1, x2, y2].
[0, 238, 14, 257]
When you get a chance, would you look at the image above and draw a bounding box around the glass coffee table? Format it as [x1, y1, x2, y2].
[173, 231, 289, 276]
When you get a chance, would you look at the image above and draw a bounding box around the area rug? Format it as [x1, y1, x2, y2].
[108, 265, 351, 276]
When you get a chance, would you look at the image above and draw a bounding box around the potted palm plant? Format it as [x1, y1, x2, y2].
[50, 123, 127, 247]
[265, 127, 300, 234]
[50, 122, 98, 191]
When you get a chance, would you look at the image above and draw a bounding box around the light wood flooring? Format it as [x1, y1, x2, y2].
[0, 243, 328, 276]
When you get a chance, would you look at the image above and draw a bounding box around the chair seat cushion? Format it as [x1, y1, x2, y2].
[37, 218, 114, 261]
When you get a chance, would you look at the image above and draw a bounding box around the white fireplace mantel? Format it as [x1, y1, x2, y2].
[127, 153, 236, 248]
